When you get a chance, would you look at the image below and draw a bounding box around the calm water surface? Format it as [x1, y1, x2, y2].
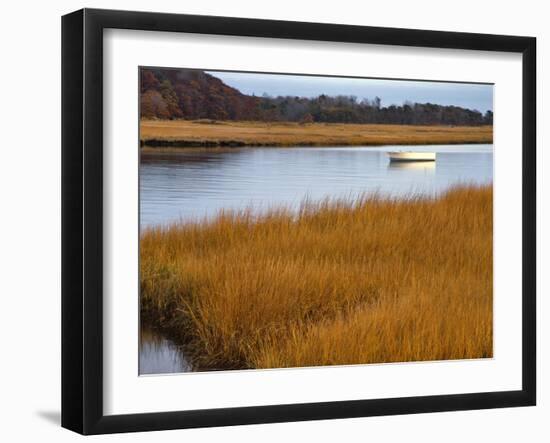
[139, 326, 193, 374]
[139, 144, 493, 374]
[140, 144, 493, 227]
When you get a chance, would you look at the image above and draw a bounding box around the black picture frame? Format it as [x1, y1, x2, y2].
[62, 8, 536, 435]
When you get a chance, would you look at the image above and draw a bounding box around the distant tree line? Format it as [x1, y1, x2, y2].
[141, 68, 493, 126]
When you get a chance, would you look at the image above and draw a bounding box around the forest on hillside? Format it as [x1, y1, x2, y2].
[140, 68, 493, 126]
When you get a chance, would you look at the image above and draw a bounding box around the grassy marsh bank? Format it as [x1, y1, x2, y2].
[140, 120, 493, 148]
[140, 185, 493, 370]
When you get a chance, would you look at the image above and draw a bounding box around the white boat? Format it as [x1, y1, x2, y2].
[388, 151, 436, 162]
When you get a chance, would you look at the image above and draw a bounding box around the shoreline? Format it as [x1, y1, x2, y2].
[140, 138, 492, 149]
[140, 120, 493, 150]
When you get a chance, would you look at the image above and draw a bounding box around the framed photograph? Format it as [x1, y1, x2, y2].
[62, 8, 536, 435]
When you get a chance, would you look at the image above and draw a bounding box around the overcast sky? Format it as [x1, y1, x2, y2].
[208, 71, 493, 113]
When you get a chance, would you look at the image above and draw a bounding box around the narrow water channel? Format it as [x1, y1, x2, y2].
[139, 326, 194, 374]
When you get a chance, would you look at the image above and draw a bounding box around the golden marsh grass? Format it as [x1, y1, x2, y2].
[140, 119, 493, 148]
[140, 185, 493, 370]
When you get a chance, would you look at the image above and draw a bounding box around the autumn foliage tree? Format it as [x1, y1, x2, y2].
[159, 80, 183, 119]
[300, 113, 314, 124]
[140, 90, 170, 119]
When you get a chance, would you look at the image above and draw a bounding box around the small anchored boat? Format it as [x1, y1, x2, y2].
[388, 151, 436, 162]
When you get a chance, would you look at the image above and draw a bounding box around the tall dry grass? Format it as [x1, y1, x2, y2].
[140, 185, 493, 370]
[140, 119, 493, 148]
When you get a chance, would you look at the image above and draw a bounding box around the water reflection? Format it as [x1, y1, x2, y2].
[387, 161, 436, 172]
[139, 326, 193, 374]
[140, 144, 493, 227]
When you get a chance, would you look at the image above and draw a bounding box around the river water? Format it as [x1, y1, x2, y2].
[140, 144, 493, 227]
